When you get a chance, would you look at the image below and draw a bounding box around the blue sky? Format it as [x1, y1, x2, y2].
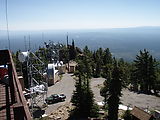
[0, 0, 160, 30]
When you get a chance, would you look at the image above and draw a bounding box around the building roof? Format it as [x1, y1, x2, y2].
[69, 61, 77, 66]
[130, 106, 153, 120]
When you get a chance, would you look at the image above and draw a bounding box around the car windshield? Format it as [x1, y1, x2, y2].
[59, 94, 64, 96]
[51, 94, 58, 97]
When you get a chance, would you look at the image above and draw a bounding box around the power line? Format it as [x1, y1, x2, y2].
[5, 0, 10, 50]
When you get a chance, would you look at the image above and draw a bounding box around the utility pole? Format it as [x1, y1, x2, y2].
[67, 33, 69, 72]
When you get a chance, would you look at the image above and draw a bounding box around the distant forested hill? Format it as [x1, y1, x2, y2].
[0, 26, 160, 61]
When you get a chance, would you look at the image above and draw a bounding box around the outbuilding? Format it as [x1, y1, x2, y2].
[47, 64, 59, 85]
[130, 106, 155, 120]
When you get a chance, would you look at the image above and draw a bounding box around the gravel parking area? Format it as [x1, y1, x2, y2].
[44, 74, 160, 116]
[90, 77, 160, 111]
[44, 73, 75, 115]
[121, 89, 160, 111]
[90, 77, 105, 102]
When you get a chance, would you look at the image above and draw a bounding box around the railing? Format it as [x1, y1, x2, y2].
[0, 50, 32, 120]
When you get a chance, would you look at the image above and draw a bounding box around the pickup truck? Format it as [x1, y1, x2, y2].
[45, 94, 66, 104]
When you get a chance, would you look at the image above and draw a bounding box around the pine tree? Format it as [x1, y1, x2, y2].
[95, 49, 103, 77]
[130, 64, 139, 91]
[59, 45, 69, 63]
[103, 48, 112, 65]
[100, 64, 113, 106]
[133, 49, 156, 94]
[148, 56, 156, 92]
[108, 61, 122, 120]
[69, 39, 77, 60]
[83, 46, 92, 57]
[118, 58, 131, 87]
[122, 110, 132, 120]
[71, 55, 99, 119]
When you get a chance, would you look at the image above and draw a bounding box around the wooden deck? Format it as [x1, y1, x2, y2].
[0, 84, 14, 120]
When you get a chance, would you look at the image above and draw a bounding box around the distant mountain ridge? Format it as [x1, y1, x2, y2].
[0, 26, 160, 61]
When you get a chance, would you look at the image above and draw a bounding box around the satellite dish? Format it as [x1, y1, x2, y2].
[60, 61, 63, 65]
[18, 52, 29, 62]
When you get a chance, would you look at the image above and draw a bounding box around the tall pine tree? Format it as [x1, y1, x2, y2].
[133, 49, 156, 94]
[69, 39, 77, 60]
[108, 61, 122, 120]
[71, 56, 99, 119]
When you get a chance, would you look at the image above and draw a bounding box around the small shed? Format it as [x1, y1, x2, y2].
[130, 106, 155, 120]
[68, 61, 77, 73]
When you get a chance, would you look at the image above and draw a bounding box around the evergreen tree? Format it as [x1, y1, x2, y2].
[59, 45, 69, 63]
[101, 48, 112, 78]
[122, 110, 132, 120]
[83, 46, 91, 57]
[103, 48, 112, 65]
[130, 64, 139, 91]
[100, 64, 113, 106]
[71, 56, 99, 119]
[148, 56, 156, 92]
[94, 48, 103, 77]
[118, 58, 131, 87]
[69, 39, 77, 60]
[83, 46, 94, 77]
[133, 49, 156, 94]
[108, 61, 122, 120]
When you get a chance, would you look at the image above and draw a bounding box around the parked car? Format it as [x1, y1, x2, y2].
[45, 94, 66, 104]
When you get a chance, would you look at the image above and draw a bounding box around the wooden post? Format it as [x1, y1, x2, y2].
[8, 63, 16, 104]
[13, 103, 25, 120]
[5, 85, 11, 120]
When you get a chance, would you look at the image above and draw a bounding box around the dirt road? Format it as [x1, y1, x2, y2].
[45, 73, 75, 115]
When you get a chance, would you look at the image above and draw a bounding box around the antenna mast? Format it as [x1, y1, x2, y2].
[29, 35, 31, 51]
[5, 0, 10, 50]
[67, 33, 69, 47]
[24, 36, 27, 51]
[42, 32, 44, 43]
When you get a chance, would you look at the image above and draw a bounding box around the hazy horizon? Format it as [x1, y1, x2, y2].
[1, 26, 160, 61]
[0, 0, 160, 30]
[1, 25, 160, 31]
